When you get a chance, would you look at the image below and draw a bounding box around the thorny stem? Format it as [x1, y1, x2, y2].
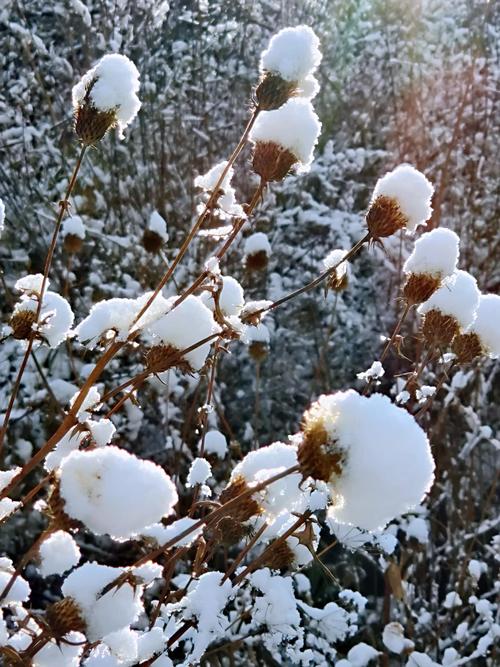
[379, 301, 412, 363]
[0, 145, 87, 454]
[0, 527, 53, 603]
[415, 360, 456, 420]
[131, 109, 260, 328]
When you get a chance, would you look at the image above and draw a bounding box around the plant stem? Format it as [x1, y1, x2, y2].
[380, 301, 411, 363]
[0, 145, 87, 455]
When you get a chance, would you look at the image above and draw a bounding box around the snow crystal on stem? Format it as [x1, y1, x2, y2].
[141, 517, 203, 548]
[72, 53, 141, 139]
[200, 429, 228, 458]
[62, 562, 143, 640]
[201, 275, 245, 318]
[244, 232, 272, 258]
[186, 457, 212, 487]
[382, 622, 415, 654]
[148, 210, 168, 241]
[371, 164, 434, 232]
[0, 557, 30, 604]
[301, 390, 435, 531]
[38, 530, 81, 576]
[250, 98, 321, 171]
[403, 227, 459, 280]
[61, 215, 86, 240]
[59, 446, 178, 539]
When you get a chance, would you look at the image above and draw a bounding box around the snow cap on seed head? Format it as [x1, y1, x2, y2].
[250, 98, 321, 182]
[467, 294, 500, 358]
[300, 390, 435, 531]
[367, 164, 434, 239]
[419, 270, 480, 331]
[72, 53, 141, 143]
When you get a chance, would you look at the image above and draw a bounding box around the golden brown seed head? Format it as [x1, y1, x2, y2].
[46, 482, 80, 531]
[145, 344, 193, 375]
[252, 141, 298, 183]
[248, 341, 268, 362]
[327, 270, 349, 293]
[142, 229, 164, 254]
[45, 597, 86, 637]
[219, 476, 262, 522]
[245, 249, 269, 272]
[403, 273, 441, 306]
[422, 309, 460, 348]
[74, 103, 116, 146]
[255, 71, 298, 111]
[262, 539, 295, 570]
[9, 309, 37, 340]
[452, 332, 483, 364]
[214, 516, 249, 546]
[298, 418, 344, 482]
[63, 233, 84, 254]
[366, 194, 407, 240]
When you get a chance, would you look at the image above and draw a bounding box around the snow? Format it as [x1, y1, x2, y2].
[323, 247, 349, 276]
[12, 288, 74, 348]
[38, 530, 81, 576]
[70, 385, 101, 422]
[58, 446, 178, 540]
[195, 161, 245, 219]
[44, 429, 84, 471]
[250, 98, 322, 169]
[419, 270, 480, 329]
[371, 164, 434, 232]
[383, 622, 415, 654]
[172, 571, 233, 662]
[32, 632, 84, 667]
[468, 293, 500, 357]
[357, 361, 384, 382]
[242, 322, 270, 344]
[0, 557, 30, 604]
[62, 215, 86, 239]
[145, 295, 221, 370]
[141, 517, 203, 548]
[75, 292, 170, 347]
[132, 561, 163, 585]
[260, 25, 322, 83]
[148, 211, 168, 241]
[186, 457, 212, 487]
[406, 516, 429, 544]
[244, 231, 272, 257]
[468, 559, 486, 581]
[0, 197, 4, 236]
[87, 418, 116, 446]
[201, 429, 228, 458]
[62, 562, 143, 640]
[251, 569, 301, 637]
[201, 276, 245, 317]
[15, 273, 45, 293]
[347, 642, 380, 666]
[72, 53, 141, 139]
[103, 627, 138, 663]
[443, 591, 462, 608]
[304, 390, 435, 531]
[403, 227, 460, 279]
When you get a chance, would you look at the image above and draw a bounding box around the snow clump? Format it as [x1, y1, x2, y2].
[403, 227, 459, 280]
[418, 269, 480, 330]
[467, 293, 500, 357]
[58, 446, 178, 540]
[38, 530, 81, 576]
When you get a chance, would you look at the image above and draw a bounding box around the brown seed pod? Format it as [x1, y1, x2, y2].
[63, 233, 84, 254]
[452, 332, 483, 364]
[9, 309, 37, 340]
[366, 195, 407, 240]
[145, 344, 192, 375]
[403, 273, 441, 306]
[262, 539, 295, 570]
[298, 420, 344, 482]
[255, 71, 298, 111]
[248, 341, 268, 362]
[214, 516, 249, 546]
[252, 141, 297, 183]
[142, 228, 164, 254]
[245, 249, 269, 272]
[327, 270, 349, 293]
[422, 309, 460, 348]
[74, 103, 116, 146]
[46, 482, 80, 531]
[45, 597, 86, 637]
[219, 476, 262, 522]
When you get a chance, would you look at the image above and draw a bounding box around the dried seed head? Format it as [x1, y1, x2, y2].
[145, 344, 192, 375]
[63, 233, 84, 254]
[452, 332, 483, 364]
[403, 273, 441, 306]
[219, 475, 262, 522]
[248, 341, 268, 362]
[74, 97, 116, 146]
[214, 516, 249, 546]
[45, 597, 86, 637]
[252, 141, 298, 183]
[9, 308, 37, 340]
[245, 249, 269, 272]
[298, 415, 344, 482]
[327, 269, 349, 293]
[366, 194, 407, 240]
[255, 71, 298, 111]
[422, 308, 460, 348]
[46, 482, 80, 531]
[142, 228, 164, 254]
[262, 539, 295, 570]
